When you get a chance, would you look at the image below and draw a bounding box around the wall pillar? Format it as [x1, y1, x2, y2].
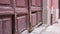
[42, 0, 51, 26]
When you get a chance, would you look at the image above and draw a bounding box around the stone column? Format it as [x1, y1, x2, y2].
[42, 0, 51, 26]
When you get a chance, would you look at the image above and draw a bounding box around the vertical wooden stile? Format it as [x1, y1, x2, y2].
[12, 0, 18, 34]
[28, 0, 32, 32]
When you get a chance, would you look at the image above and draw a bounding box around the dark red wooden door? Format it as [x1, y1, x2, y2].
[30, 0, 42, 26]
[17, 15, 27, 33]
[2, 17, 12, 34]
[29, 0, 42, 31]
[0, 19, 2, 34]
[16, 0, 28, 14]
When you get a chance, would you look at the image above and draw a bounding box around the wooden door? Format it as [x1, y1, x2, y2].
[29, 0, 42, 31]
[17, 15, 27, 34]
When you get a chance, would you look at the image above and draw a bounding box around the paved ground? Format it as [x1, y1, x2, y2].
[41, 23, 60, 34]
[29, 19, 60, 34]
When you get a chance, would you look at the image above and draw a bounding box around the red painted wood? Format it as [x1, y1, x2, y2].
[2, 17, 12, 34]
[31, 7, 41, 11]
[0, 19, 2, 34]
[31, 0, 41, 6]
[0, 6, 14, 15]
[36, 0, 41, 6]
[16, 0, 28, 14]
[32, 0, 36, 6]
[31, 0, 42, 12]
[16, 8, 28, 14]
[16, 0, 26, 7]
[17, 15, 27, 33]
[0, 0, 10, 4]
[31, 13, 37, 26]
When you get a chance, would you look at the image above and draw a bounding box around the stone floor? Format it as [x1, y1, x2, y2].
[29, 19, 60, 34]
[41, 23, 60, 34]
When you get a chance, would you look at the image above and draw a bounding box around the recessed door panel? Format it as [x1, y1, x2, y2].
[36, 0, 41, 6]
[31, 0, 41, 6]
[2, 17, 12, 34]
[17, 15, 27, 33]
[16, 0, 26, 7]
[32, 0, 36, 6]
[31, 13, 37, 26]
[31, 0, 42, 12]
[0, 19, 2, 34]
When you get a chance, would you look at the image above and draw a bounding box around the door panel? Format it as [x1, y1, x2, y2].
[31, 0, 41, 6]
[36, 0, 41, 6]
[16, 0, 26, 7]
[2, 17, 12, 34]
[31, 0, 41, 12]
[31, 13, 37, 27]
[17, 15, 27, 33]
[0, 19, 2, 34]
[16, 0, 28, 14]
[32, 0, 36, 6]
[0, 0, 10, 5]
